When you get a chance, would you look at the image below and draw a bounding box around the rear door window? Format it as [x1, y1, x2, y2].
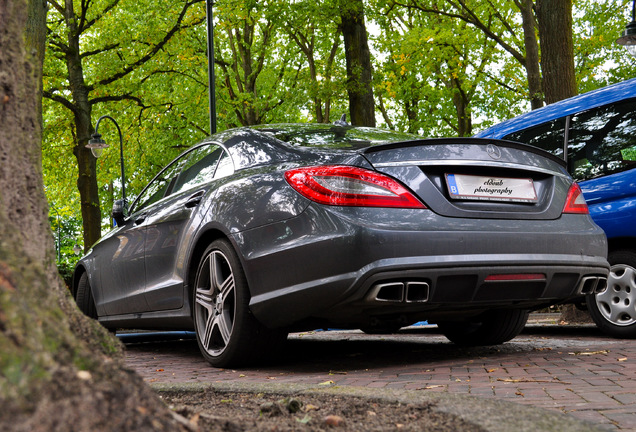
[568, 99, 636, 181]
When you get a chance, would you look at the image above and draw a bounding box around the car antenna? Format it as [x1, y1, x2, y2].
[333, 114, 350, 126]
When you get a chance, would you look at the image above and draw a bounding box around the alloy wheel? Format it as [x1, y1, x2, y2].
[194, 249, 236, 357]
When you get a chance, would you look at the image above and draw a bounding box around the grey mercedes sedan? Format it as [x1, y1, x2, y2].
[73, 123, 609, 367]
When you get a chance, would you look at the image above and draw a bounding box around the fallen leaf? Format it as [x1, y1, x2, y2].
[76, 370, 92, 381]
[319, 380, 335, 386]
[324, 415, 345, 426]
[329, 370, 348, 375]
[487, 368, 498, 373]
[297, 414, 312, 424]
[618, 357, 628, 362]
[419, 385, 444, 390]
[497, 378, 570, 384]
[516, 391, 524, 396]
[155, 369, 164, 372]
[568, 350, 609, 356]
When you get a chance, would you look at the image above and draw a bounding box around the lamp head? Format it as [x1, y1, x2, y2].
[617, 20, 636, 57]
[86, 133, 110, 158]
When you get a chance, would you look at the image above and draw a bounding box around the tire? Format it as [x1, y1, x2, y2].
[586, 250, 636, 338]
[75, 272, 98, 319]
[193, 239, 287, 367]
[437, 309, 529, 346]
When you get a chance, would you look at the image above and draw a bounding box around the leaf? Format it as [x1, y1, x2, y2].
[497, 378, 570, 384]
[568, 350, 609, 356]
[418, 385, 444, 390]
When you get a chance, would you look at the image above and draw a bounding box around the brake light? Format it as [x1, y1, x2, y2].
[562, 183, 589, 214]
[284, 165, 426, 208]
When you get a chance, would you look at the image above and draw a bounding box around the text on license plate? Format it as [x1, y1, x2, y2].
[445, 173, 538, 203]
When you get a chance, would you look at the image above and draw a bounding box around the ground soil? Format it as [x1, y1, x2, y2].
[160, 389, 487, 432]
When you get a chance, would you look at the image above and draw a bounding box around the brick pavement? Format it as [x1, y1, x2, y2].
[124, 321, 636, 431]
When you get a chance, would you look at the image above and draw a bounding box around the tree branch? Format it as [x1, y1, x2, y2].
[90, 0, 203, 89]
[43, 91, 77, 114]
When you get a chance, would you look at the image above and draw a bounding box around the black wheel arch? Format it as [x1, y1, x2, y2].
[608, 237, 636, 256]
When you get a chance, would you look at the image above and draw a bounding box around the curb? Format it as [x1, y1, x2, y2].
[151, 381, 607, 432]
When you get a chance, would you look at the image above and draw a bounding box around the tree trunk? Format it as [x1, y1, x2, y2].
[62, 0, 102, 252]
[0, 0, 184, 429]
[339, 0, 375, 127]
[519, 0, 544, 109]
[536, 0, 578, 104]
[537, 0, 581, 323]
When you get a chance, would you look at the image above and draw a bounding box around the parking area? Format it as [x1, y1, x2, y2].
[124, 315, 636, 431]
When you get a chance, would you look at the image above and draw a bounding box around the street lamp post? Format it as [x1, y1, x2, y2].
[86, 115, 127, 204]
[617, 0, 636, 57]
[206, 0, 217, 135]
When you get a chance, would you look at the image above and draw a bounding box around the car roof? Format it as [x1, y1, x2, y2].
[474, 77, 636, 138]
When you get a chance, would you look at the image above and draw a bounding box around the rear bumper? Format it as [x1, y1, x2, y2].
[236, 205, 609, 329]
[249, 256, 608, 328]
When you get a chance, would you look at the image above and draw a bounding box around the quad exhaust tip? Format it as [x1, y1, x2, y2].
[368, 281, 430, 303]
[577, 276, 608, 295]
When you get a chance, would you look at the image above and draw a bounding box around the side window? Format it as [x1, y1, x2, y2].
[504, 118, 566, 159]
[568, 99, 636, 181]
[132, 156, 188, 213]
[172, 144, 234, 194]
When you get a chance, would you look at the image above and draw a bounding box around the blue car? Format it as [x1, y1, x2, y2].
[476, 78, 636, 337]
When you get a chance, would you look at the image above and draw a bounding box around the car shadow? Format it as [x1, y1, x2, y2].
[121, 324, 611, 373]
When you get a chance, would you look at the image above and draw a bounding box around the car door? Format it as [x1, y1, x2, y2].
[143, 143, 234, 311]
[96, 155, 188, 315]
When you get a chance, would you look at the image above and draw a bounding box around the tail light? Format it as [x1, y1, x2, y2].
[284, 165, 426, 209]
[562, 183, 589, 214]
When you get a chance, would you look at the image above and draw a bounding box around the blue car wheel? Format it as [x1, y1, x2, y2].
[587, 250, 636, 338]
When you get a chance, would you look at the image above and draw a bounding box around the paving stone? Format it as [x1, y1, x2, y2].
[124, 320, 636, 431]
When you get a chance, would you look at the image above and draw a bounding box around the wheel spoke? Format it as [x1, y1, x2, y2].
[202, 310, 215, 349]
[217, 310, 232, 345]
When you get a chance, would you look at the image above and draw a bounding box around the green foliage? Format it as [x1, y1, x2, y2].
[42, 0, 633, 241]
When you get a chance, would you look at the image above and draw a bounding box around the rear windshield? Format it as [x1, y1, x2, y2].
[255, 124, 418, 150]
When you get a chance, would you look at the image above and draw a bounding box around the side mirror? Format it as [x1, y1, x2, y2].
[112, 199, 129, 227]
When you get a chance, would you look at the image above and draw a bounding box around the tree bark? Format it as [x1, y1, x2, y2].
[519, 0, 543, 109]
[0, 0, 185, 429]
[339, 0, 376, 127]
[536, 0, 578, 104]
[62, 0, 102, 252]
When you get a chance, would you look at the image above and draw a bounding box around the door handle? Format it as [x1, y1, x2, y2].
[185, 190, 205, 208]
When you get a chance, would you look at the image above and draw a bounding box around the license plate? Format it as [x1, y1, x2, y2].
[445, 173, 538, 203]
